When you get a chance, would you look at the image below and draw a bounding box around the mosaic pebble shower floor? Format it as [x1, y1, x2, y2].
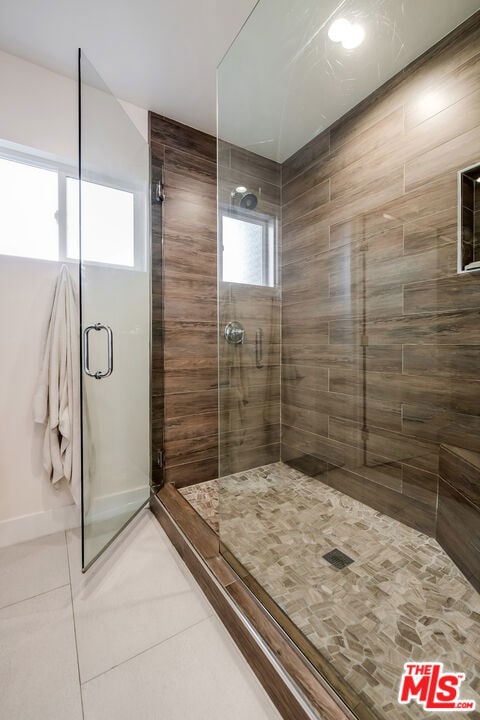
[180, 462, 480, 719]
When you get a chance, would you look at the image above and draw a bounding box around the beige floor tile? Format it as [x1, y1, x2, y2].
[67, 510, 213, 682]
[82, 615, 281, 720]
[0, 531, 69, 609]
[0, 585, 82, 720]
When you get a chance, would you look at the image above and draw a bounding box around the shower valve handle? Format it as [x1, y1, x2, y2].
[224, 321, 245, 345]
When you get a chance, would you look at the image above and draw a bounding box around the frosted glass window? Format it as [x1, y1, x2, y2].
[222, 215, 272, 286]
[0, 157, 59, 261]
[66, 178, 135, 266]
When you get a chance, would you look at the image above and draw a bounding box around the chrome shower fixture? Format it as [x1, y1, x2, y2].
[224, 321, 245, 345]
[230, 185, 258, 210]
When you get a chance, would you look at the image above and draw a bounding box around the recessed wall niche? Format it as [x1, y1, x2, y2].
[459, 162, 480, 272]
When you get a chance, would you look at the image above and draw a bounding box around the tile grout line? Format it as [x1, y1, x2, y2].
[0, 582, 70, 612]
[65, 530, 85, 720]
[81, 614, 212, 687]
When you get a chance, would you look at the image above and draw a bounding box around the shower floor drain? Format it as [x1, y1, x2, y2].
[322, 548, 354, 569]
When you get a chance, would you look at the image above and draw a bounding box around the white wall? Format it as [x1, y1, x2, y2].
[0, 49, 147, 157]
[0, 257, 80, 542]
[0, 49, 149, 546]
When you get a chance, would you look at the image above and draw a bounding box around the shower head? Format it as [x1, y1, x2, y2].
[239, 191, 258, 210]
[230, 186, 258, 211]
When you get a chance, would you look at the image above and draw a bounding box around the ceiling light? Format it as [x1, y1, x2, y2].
[328, 18, 365, 50]
[341, 24, 365, 49]
[235, 185, 247, 193]
[328, 18, 351, 43]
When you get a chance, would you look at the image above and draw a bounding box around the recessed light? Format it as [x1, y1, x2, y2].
[328, 18, 351, 43]
[341, 24, 365, 50]
[328, 18, 365, 50]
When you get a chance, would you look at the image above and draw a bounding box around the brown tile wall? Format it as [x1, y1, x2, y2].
[438, 445, 480, 592]
[150, 113, 218, 488]
[218, 142, 282, 476]
[280, 14, 480, 536]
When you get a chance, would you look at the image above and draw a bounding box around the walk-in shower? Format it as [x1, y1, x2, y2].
[181, 2, 480, 718]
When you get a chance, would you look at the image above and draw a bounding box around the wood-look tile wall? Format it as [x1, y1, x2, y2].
[280, 14, 480, 536]
[438, 444, 480, 592]
[218, 143, 282, 476]
[150, 113, 218, 488]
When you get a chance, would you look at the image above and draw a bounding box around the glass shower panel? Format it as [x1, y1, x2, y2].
[217, 133, 282, 481]
[218, 2, 480, 718]
[79, 51, 150, 571]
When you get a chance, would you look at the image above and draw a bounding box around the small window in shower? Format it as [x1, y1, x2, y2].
[221, 209, 275, 286]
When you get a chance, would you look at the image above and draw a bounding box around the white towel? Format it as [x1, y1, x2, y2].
[34, 265, 81, 505]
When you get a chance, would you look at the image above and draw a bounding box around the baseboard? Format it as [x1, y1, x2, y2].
[87, 486, 149, 524]
[0, 486, 151, 549]
[0, 504, 80, 548]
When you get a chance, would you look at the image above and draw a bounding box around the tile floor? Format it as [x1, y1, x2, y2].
[0, 509, 282, 720]
[180, 478, 219, 533]
[181, 462, 480, 720]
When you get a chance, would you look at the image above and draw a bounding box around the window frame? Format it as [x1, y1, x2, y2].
[219, 204, 277, 287]
[0, 144, 145, 271]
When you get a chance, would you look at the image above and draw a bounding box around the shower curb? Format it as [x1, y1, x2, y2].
[150, 485, 355, 720]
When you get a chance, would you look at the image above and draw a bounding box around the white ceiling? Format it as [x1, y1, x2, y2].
[219, 0, 480, 161]
[0, 0, 258, 136]
[0, 0, 478, 162]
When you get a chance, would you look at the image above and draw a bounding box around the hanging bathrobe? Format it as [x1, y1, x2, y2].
[34, 265, 81, 505]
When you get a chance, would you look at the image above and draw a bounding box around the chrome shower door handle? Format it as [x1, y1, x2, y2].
[83, 323, 113, 379]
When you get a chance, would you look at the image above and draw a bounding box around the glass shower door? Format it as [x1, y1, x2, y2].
[78, 50, 151, 571]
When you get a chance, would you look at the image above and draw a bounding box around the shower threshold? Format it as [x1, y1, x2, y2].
[178, 462, 480, 720]
[151, 480, 353, 720]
